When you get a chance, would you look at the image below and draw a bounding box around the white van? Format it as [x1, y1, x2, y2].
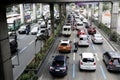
[62, 25, 72, 36]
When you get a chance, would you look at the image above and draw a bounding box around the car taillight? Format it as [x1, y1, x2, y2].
[94, 62, 96, 65]
[50, 66, 54, 70]
[109, 61, 113, 65]
[80, 62, 83, 65]
[60, 67, 66, 71]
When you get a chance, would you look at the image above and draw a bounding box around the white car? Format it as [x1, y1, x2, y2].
[79, 52, 96, 71]
[91, 34, 103, 44]
[30, 27, 38, 35]
[36, 29, 46, 39]
[78, 35, 89, 47]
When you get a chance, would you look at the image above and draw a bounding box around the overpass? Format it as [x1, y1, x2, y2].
[0, 1, 120, 80]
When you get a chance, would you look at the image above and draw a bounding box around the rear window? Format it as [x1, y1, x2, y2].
[63, 28, 70, 31]
[111, 58, 120, 65]
[82, 58, 94, 62]
[80, 37, 87, 40]
[52, 60, 64, 66]
[61, 43, 68, 46]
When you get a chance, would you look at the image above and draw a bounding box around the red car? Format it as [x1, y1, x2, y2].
[77, 28, 86, 37]
[87, 27, 96, 35]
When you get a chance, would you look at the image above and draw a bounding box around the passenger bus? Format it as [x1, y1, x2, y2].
[7, 15, 21, 31]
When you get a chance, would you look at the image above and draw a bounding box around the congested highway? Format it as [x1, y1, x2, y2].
[38, 27, 120, 80]
[37, 13, 120, 80]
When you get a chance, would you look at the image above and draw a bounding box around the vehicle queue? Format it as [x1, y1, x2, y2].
[49, 10, 120, 77]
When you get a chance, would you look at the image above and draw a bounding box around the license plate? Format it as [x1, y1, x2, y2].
[55, 69, 60, 71]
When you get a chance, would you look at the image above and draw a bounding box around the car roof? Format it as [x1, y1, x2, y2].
[54, 55, 65, 61]
[94, 34, 101, 36]
[79, 35, 88, 38]
[108, 51, 120, 58]
[60, 40, 70, 44]
[82, 52, 94, 58]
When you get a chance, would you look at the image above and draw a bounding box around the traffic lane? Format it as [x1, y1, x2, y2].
[89, 27, 120, 80]
[12, 38, 41, 80]
[17, 23, 39, 50]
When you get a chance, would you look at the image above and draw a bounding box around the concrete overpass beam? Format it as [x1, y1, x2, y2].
[0, 5, 13, 80]
[110, 2, 119, 33]
[98, 2, 103, 24]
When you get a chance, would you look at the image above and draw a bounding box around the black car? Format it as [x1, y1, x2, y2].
[49, 55, 69, 77]
[103, 51, 120, 71]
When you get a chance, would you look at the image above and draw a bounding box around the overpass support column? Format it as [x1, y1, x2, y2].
[86, 4, 89, 19]
[33, 3, 37, 22]
[20, 4, 25, 24]
[40, 3, 43, 18]
[91, 4, 94, 24]
[50, 3, 54, 37]
[110, 2, 119, 34]
[62, 3, 66, 18]
[0, 5, 13, 80]
[98, 2, 103, 24]
[59, 4, 62, 25]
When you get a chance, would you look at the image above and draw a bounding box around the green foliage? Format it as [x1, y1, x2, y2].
[99, 22, 110, 35]
[17, 71, 37, 80]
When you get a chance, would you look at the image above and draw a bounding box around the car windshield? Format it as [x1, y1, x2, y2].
[52, 60, 64, 66]
[64, 28, 68, 31]
[82, 58, 94, 62]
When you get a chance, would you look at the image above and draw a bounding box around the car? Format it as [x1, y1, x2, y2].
[49, 55, 69, 77]
[78, 35, 89, 47]
[58, 40, 72, 53]
[87, 26, 96, 35]
[37, 18, 44, 24]
[18, 24, 30, 34]
[76, 21, 84, 30]
[103, 51, 120, 71]
[36, 29, 47, 39]
[62, 25, 72, 37]
[91, 33, 103, 44]
[30, 27, 39, 35]
[77, 28, 86, 37]
[79, 52, 96, 71]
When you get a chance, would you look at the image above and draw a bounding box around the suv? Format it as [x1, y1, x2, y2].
[58, 40, 72, 53]
[49, 55, 68, 77]
[103, 51, 120, 71]
[79, 52, 96, 71]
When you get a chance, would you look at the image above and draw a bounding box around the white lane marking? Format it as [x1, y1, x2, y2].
[100, 65, 107, 80]
[97, 30, 115, 51]
[73, 52, 75, 61]
[95, 53, 99, 61]
[12, 56, 16, 60]
[19, 46, 27, 53]
[28, 40, 34, 45]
